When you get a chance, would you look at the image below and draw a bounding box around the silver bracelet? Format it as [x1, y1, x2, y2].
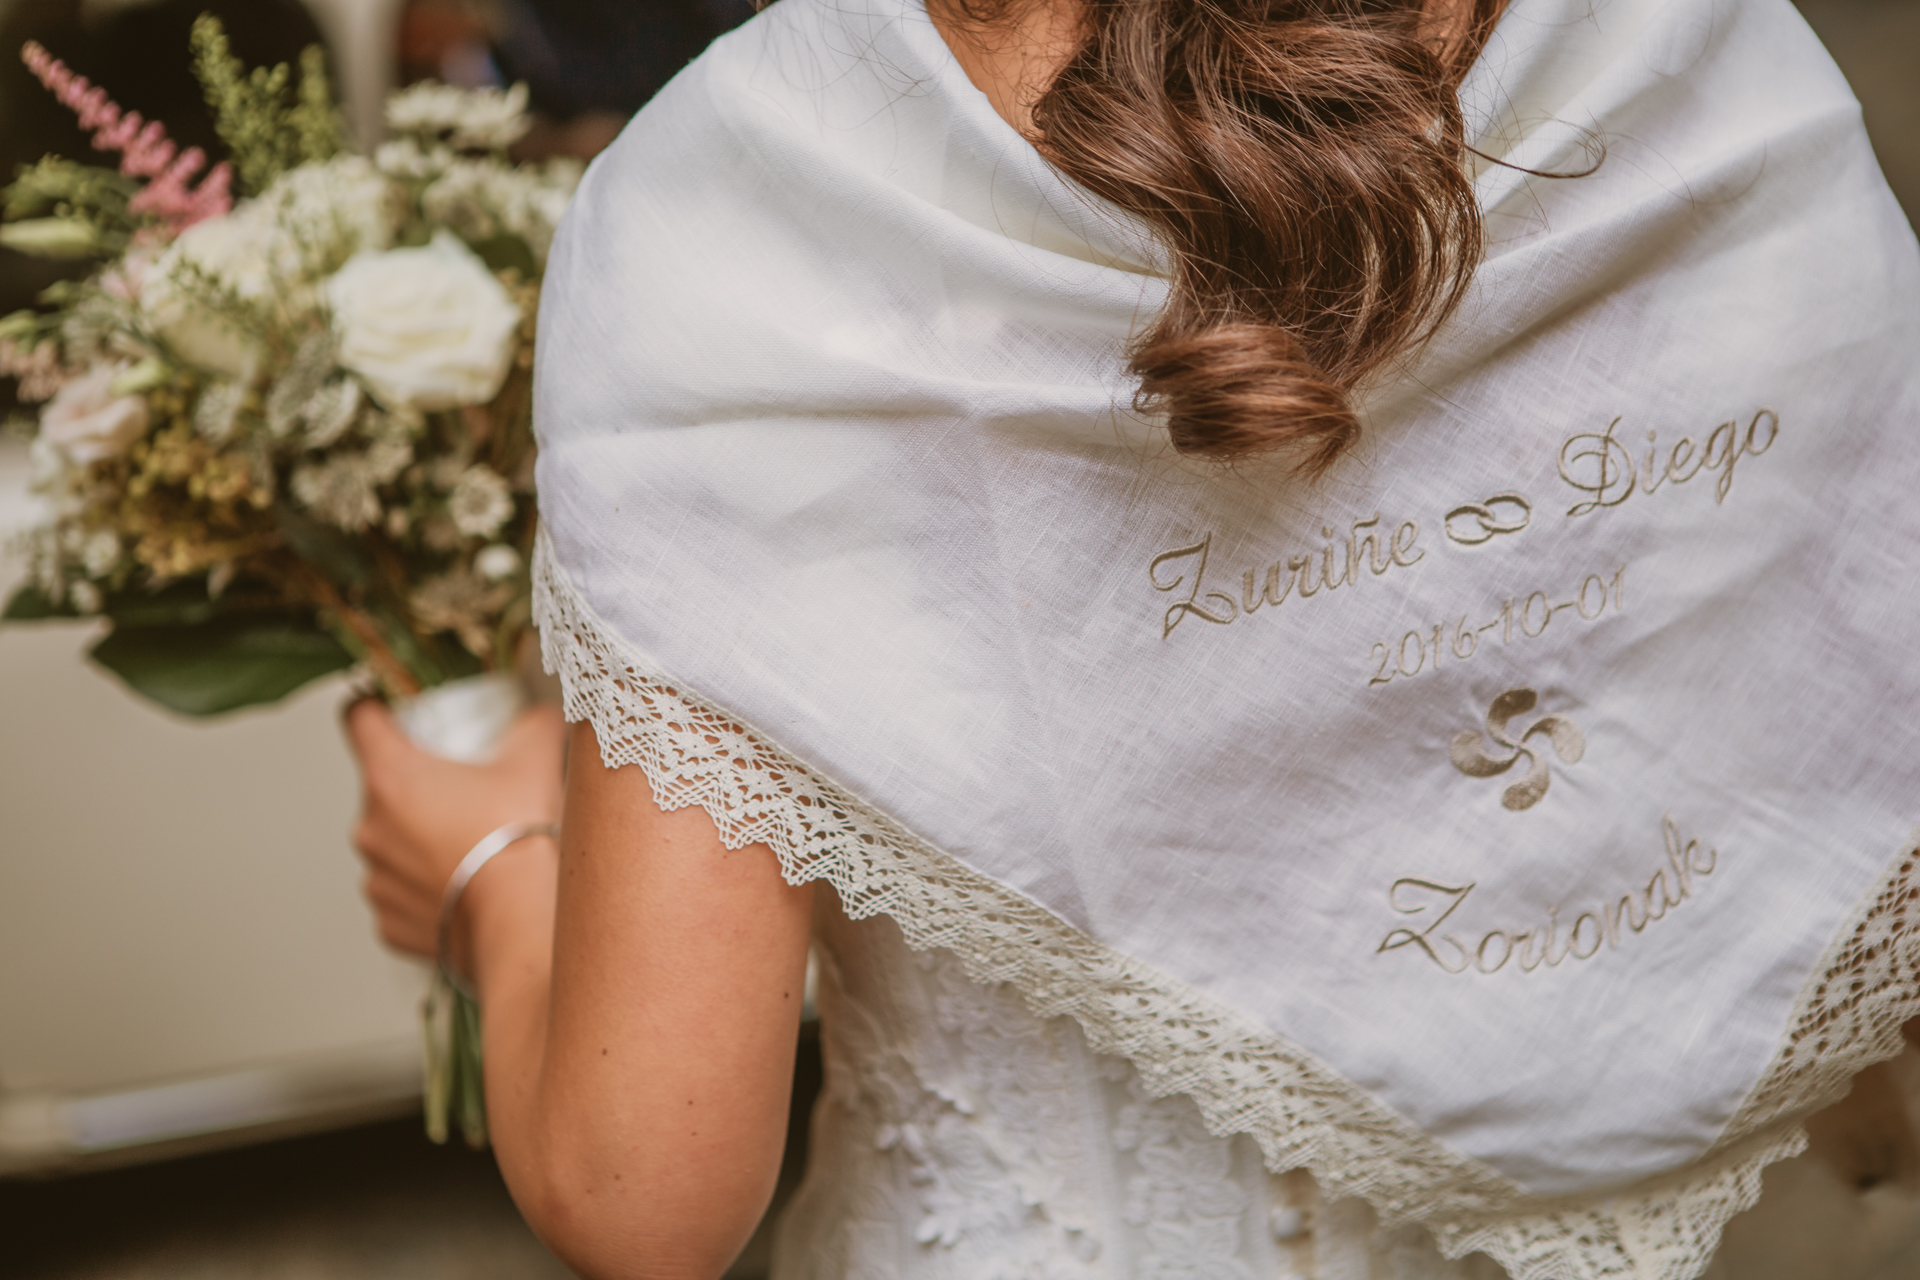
[436, 820, 561, 1000]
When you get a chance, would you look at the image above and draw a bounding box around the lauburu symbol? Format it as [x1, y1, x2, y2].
[1450, 688, 1584, 811]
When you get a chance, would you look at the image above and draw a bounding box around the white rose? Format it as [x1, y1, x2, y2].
[140, 206, 289, 378]
[139, 159, 396, 381]
[328, 233, 520, 411]
[40, 366, 150, 463]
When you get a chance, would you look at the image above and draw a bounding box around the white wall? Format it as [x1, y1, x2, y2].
[0, 437, 425, 1171]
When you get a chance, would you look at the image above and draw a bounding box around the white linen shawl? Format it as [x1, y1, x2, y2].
[530, 0, 1920, 1274]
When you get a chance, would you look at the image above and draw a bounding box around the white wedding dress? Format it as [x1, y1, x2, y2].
[771, 897, 1508, 1280]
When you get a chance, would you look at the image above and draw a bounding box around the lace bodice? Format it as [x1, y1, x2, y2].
[771, 899, 1507, 1280]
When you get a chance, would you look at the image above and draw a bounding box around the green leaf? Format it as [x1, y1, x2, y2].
[99, 579, 227, 627]
[190, 14, 304, 195]
[291, 45, 345, 164]
[0, 309, 40, 343]
[0, 216, 101, 259]
[89, 613, 354, 716]
[6, 577, 274, 628]
[274, 505, 371, 588]
[108, 357, 170, 396]
[3, 157, 136, 245]
[468, 233, 537, 278]
[7, 579, 354, 715]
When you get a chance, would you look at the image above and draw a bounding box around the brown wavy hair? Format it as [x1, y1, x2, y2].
[998, 0, 1507, 475]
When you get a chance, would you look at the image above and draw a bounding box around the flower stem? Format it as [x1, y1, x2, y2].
[300, 570, 422, 698]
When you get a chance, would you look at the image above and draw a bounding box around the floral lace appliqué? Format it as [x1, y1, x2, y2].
[1114, 1073, 1256, 1280]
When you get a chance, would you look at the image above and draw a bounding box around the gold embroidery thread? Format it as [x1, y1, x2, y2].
[1558, 409, 1779, 517]
[1377, 816, 1721, 975]
[1149, 534, 1237, 638]
[1444, 493, 1532, 545]
[1150, 514, 1424, 639]
[1450, 688, 1585, 810]
[1364, 565, 1625, 688]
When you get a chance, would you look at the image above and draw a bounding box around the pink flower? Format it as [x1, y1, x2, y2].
[19, 42, 232, 234]
[0, 338, 69, 402]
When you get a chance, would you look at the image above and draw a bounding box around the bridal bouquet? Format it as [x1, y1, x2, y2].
[0, 18, 582, 1145]
[1, 17, 579, 718]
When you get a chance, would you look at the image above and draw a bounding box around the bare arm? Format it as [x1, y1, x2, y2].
[477, 720, 814, 1278]
[347, 706, 813, 1280]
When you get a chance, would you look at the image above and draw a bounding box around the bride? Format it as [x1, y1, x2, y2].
[345, 0, 1920, 1275]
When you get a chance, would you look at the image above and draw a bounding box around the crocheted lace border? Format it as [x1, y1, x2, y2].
[533, 532, 1916, 1280]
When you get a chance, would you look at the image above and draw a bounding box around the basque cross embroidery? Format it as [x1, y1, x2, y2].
[1450, 688, 1585, 811]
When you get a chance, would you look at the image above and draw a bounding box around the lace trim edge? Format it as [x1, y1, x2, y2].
[531, 530, 1905, 1280]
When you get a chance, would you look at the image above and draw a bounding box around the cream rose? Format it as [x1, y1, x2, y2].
[40, 366, 150, 463]
[141, 158, 398, 380]
[141, 205, 288, 378]
[327, 233, 520, 411]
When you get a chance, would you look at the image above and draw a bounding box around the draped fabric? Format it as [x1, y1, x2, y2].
[530, 0, 1920, 1273]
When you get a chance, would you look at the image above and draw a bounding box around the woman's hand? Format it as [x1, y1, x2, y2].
[342, 697, 567, 959]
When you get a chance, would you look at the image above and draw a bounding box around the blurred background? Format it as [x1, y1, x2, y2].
[1, 1, 1918, 1278]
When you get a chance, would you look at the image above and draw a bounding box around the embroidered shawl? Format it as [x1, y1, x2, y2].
[530, 0, 1920, 1274]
